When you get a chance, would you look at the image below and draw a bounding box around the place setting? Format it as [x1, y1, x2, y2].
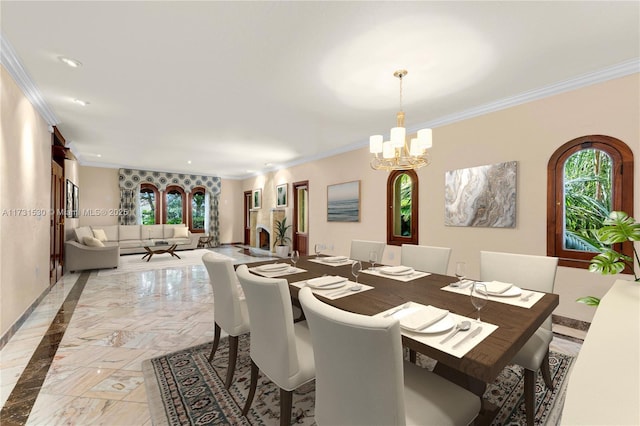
[291, 260, 373, 299]
[248, 250, 307, 277]
[376, 300, 498, 358]
[307, 245, 354, 266]
[440, 262, 544, 308]
[362, 265, 430, 282]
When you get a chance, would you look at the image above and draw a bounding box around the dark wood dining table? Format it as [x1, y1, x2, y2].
[247, 255, 559, 422]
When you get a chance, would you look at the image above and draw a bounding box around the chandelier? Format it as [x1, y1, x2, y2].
[369, 70, 432, 171]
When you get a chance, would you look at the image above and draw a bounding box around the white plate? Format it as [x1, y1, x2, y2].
[323, 256, 349, 263]
[306, 277, 348, 290]
[479, 284, 522, 297]
[401, 314, 455, 334]
[380, 267, 415, 276]
[257, 263, 290, 272]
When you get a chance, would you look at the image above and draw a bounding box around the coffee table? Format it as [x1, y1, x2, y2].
[141, 244, 180, 262]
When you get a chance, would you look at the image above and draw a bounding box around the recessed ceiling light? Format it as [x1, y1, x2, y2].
[58, 56, 82, 68]
[73, 98, 90, 106]
[187, 160, 192, 164]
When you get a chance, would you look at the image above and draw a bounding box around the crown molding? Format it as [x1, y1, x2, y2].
[410, 58, 640, 131]
[0, 32, 59, 126]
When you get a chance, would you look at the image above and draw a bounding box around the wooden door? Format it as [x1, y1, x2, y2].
[293, 181, 309, 255]
[244, 190, 251, 245]
[50, 161, 64, 285]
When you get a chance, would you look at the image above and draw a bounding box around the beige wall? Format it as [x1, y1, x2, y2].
[242, 74, 639, 323]
[78, 166, 120, 228]
[218, 178, 244, 243]
[1, 67, 52, 337]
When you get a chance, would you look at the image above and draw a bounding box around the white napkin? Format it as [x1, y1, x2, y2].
[307, 275, 347, 288]
[323, 256, 349, 263]
[258, 263, 290, 272]
[482, 281, 513, 294]
[400, 305, 449, 331]
[380, 265, 414, 275]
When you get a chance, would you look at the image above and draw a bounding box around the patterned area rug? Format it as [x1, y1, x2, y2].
[97, 249, 233, 276]
[143, 335, 574, 425]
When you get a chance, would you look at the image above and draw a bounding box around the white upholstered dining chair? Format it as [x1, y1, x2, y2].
[401, 244, 452, 274]
[480, 250, 558, 426]
[350, 239, 386, 263]
[298, 287, 480, 426]
[202, 253, 250, 389]
[235, 264, 315, 426]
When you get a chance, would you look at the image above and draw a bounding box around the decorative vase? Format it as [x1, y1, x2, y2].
[275, 245, 289, 258]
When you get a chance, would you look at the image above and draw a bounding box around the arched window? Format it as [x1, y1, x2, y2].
[163, 185, 186, 225]
[189, 187, 206, 233]
[547, 135, 634, 270]
[387, 170, 419, 246]
[140, 183, 159, 224]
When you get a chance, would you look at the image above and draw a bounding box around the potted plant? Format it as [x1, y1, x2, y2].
[578, 211, 640, 306]
[273, 217, 292, 258]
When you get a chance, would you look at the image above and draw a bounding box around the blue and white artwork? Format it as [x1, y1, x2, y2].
[444, 161, 517, 228]
[327, 180, 360, 222]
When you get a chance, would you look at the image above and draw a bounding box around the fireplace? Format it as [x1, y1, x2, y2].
[257, 226, 270, 250]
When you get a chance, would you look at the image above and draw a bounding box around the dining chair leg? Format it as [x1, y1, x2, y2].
[279, 388, 293, 426]
[524, 368, 536, 426]
[242, 360, 259, 416]
[208, 323, 221, 362]
[409, 349, 416, 364]
[540, 349, 554, 390]
[225, 335, 239, 389]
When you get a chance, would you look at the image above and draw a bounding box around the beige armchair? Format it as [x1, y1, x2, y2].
[65, 240, 120, 273]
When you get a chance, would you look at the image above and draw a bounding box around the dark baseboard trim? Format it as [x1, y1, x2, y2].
[552, 314, 591, 332]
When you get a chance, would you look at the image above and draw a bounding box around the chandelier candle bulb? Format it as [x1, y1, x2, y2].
[382, 141, 394, 159]
[390, 127, 406, 148]
[418, 128, 433, 149]
[369, 135, 383, 154]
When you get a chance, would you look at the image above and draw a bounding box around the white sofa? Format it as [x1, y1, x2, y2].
[65, 224, 200, 272]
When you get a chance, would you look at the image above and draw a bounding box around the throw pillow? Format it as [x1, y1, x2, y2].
[93, 228, 108, 241]
[173, 227, 189, 238]
[83, 236, 105, 247]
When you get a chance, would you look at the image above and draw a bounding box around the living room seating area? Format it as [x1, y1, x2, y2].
[64, 224, 200, 272]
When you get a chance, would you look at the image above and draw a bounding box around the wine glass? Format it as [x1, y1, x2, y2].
[291, 250, 299, 270]
[351, 261, 363, 291]
[470, 282, 489, 322]
[314, 243, 322, 258]
[368, 250, 378, 271]
[455, 261, 466, 285]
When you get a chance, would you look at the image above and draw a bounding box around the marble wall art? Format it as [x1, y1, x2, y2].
[444, 161, 517, 227]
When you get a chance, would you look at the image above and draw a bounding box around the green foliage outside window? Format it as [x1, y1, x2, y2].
[398, 174, 412, 236]
[563, 149, 612, 252]
[166, 192, 183, 224]
[192, 192, 205, 229]
[140, 190, 156, 225]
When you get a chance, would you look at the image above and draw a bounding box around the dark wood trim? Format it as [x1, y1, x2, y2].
[547, 135, 634, 272]
[386, 170, 418, 246]
[292, 180, 309, 255]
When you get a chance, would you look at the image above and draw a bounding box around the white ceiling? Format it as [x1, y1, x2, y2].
[2, 1, 638, 179]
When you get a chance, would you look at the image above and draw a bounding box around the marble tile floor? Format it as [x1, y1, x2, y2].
[1, 246, 582, 425]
